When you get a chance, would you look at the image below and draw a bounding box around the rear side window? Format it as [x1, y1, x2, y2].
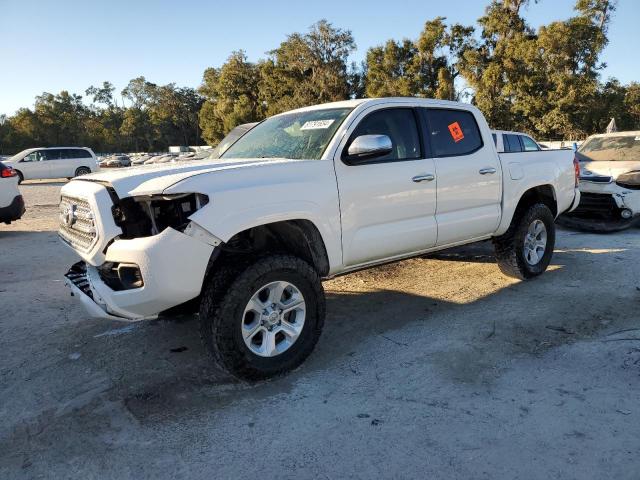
[503, 134, 522, 153]
[64, 148, 91, 158]
[423, 109, 483, 157]
[347, 108, 421, 162]
[43, 149, 62, 160]
[520, 136, 539, 151]
[491, 133, 497, 146]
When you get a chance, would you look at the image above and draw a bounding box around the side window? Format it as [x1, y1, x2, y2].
[58, 149, 73, 159]
[521, 136, 539, 151]
[67, 149, 89, 159]
[423, 109, 483, 157]
[346, 108, 421, 162]
[43, 150, 61, 160]
[491, 133, 497, 146]
[23, 152, 40, 162]
[503, 134, 523, 153]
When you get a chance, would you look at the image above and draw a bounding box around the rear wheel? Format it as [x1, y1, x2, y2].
[74, 167, 91, 177]
[493, 203, 556, 280]
[15, 170, 23, 184]
[199, 254, 325, 381]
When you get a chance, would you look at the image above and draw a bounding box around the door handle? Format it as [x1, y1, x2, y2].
[479, 167, 497, 175]
[412, 174, 435, 183]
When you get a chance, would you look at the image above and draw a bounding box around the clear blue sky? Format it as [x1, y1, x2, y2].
[1, 0, 638, 115]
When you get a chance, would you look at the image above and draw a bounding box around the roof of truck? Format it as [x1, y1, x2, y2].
[287, 97, 476, 114]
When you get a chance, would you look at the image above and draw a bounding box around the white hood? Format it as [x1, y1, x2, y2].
[580, 160, 640, 180]
[75, 157, 300, 197]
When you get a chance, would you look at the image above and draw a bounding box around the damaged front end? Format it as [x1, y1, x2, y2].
[560, 172, 640, 232]
[60, 181, 221, 321]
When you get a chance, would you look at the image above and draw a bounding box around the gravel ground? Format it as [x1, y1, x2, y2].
[1, 180, 639, 479]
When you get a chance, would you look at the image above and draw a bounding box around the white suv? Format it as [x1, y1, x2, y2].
[4, 147, 97, 183]
[0, 161, 25, 224]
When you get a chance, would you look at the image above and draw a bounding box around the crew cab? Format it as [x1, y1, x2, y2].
[59, 98, 580, 380]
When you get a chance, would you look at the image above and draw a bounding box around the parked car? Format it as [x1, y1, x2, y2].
[130, 155, 152, 165]
[4, 147, 97, 182]
[144, 154, 173, 165]
[59, 98, 580, 380]
[0, 161, 25, 224]
[99, 155, 131, 168]
[492, 130, 543, 153]
[559, 131, 640, 232]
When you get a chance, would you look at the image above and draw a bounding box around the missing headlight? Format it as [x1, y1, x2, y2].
[112, 193, 209, 238]
[616, 171, 640, 190]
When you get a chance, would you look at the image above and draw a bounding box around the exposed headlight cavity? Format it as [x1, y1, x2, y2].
[112, 193, 209, 239]
[616, 171, 640, 190]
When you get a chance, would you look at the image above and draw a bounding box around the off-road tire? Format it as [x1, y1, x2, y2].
[74, 167, 91, 177]
[199, 254, 325, 381]
[493, 203, 556, 280]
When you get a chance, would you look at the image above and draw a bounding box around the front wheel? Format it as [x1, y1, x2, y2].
[199, 254, 325, 381]
[493, 203, 556, 280]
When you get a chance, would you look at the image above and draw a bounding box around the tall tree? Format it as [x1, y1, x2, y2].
[259, 20, 356, 115]
[198, 51, 262, 144]
[365, 18, 474, 100]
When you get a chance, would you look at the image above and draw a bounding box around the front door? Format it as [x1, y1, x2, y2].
[20, 150, 52, 179]
[421, 107, 502, 246]
[334, 106, 438, 267]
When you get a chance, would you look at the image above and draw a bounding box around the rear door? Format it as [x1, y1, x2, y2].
[43, 149, 72, 178]
[55, 149, 77, 177]
[334, 106, 438, 267]
[422, 108, 502, 246]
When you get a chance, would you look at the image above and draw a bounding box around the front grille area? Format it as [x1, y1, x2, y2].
[59, 195, 98, 252]
[65, 261, 93, 299]
[569, 192, 620, 220]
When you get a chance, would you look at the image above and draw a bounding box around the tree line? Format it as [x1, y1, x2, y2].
[1, 0, 638, 155]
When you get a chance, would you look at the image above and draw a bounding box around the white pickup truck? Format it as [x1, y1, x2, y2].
[60, 98, 580, 380]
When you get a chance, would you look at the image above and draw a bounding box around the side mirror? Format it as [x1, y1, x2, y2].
[346, 134, 393, 161]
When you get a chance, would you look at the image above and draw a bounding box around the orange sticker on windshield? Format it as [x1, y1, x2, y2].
[448, 122, 464, 143]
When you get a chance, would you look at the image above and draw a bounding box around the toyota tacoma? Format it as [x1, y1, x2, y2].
[59, 98, 580, 380]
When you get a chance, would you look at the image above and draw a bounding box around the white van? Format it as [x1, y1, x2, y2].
[4, 147, 97, 183]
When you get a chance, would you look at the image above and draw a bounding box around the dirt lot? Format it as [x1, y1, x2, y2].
[1, 181, 639, 479]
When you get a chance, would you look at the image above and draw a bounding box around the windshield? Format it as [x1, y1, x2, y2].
[222, 108, 352, 160]
[578, 134, 640, 162]
[7, 149, 33, 162]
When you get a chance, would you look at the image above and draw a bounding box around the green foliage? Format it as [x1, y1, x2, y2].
[457, 0, 625, 139]
[198, 51, 262, 144]
[365, 18, 475, 100]
[258, 20, 357, 115]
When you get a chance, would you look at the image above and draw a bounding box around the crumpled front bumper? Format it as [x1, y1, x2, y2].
[578, 180, 640, 217]
[64, 227, 215, 321]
